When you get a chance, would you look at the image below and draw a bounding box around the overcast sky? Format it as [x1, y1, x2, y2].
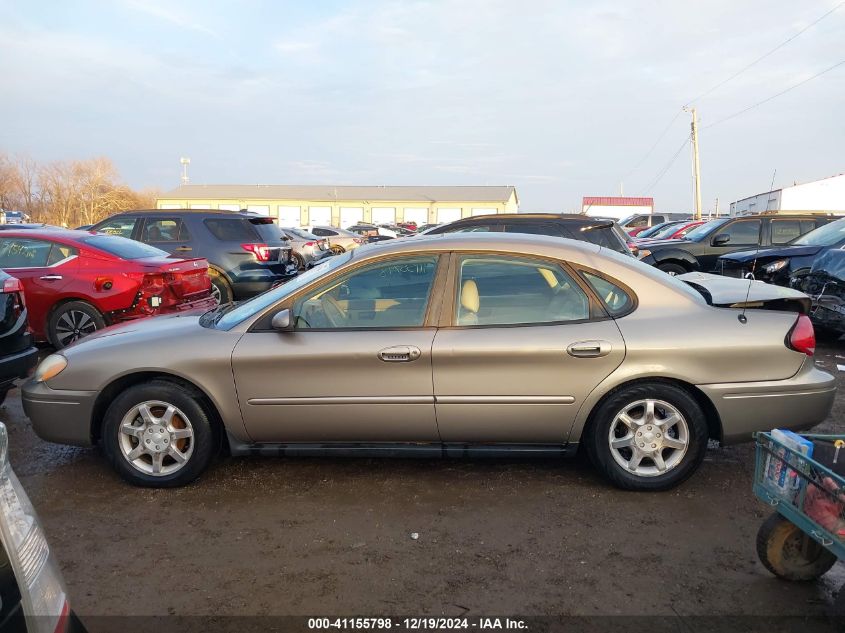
[0, 0, 843, 211]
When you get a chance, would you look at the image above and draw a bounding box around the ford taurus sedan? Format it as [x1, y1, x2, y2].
[21, 233, 835, 491]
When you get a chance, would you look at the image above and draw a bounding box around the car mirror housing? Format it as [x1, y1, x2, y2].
[271, 309, 293, 331]
[712, 233, 731, 246]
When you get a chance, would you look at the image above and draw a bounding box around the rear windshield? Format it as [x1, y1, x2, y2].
[79, 234, 167, 259]
[283, 227, 317, 240]
[569, 223, 631, 255]
[204, 218, 261, 242]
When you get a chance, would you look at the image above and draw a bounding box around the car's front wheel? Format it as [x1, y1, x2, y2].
[102, 380, 218, 487]
[657, 262, 688, 276]
[585, 382, 708, 491]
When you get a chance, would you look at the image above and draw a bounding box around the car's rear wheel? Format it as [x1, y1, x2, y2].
[330, 245, 345, 254]
[291, 252, 305, 270]
[47, 301, 106, 349]
[102, 380, 218, 487]
[657, 262, 687, 276]
[585, 382, 708, 491]
[756, 512, 836, 580]
[208, 269, 233, 305]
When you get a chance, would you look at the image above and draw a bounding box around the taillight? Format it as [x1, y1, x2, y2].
[304, 241, 316, 247]
[2, 277, 22, 293]
[142, 273, 165, 293]
[354, 238, 364, 244]
[241, 243, 271, 261]
[627, 241, 639, 257]
[787, 314, 815, 356]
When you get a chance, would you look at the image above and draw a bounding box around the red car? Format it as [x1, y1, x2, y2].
[0, 228, 215, 348]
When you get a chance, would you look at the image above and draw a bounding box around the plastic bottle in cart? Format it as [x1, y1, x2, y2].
[764, 429, 814, 500]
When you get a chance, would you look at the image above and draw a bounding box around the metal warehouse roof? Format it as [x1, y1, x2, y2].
[161, 184, 517, 203]
[582, 196, 654, 206]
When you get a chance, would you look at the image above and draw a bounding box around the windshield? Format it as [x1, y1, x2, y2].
[79, 234, 168, 259]
[792, 218, 845, 247]
[637, 223, 672, 239]
[682, 219, 727, 241]
[214, 252, 353, 329]
[650, 223, 685, 239]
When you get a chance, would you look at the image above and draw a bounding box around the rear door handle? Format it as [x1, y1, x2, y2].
[567, 340, 612, 358]
[378, 346, 422, 362]
[39, 275, 63, 281]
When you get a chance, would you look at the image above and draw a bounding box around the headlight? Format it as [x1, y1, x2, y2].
[638, 249, 651, 260]
[763, 259, 788, 274]
[33, 354, 67, 383]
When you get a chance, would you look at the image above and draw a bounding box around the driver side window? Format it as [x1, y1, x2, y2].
[293, 256, 439, 329]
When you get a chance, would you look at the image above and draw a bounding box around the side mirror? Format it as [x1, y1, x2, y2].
[712, 233, 731, 246]
[271, 309, 293, 331]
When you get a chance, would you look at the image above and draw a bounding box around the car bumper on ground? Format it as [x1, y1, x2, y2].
[21, 381, 97, 447]
[698, 360, 836, 444]
[0, 346, 38, 388]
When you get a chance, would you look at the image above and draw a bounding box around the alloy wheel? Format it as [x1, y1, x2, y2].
[54, 309, 99, 346]
[118, 400, 195, 476]
[210, 283, 222, 305]
[608, 399, 689, 477]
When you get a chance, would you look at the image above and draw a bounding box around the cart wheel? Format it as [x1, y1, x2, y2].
[756, 512, 837, 581]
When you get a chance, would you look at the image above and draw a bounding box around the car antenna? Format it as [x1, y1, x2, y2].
[738, 169, 777, 324]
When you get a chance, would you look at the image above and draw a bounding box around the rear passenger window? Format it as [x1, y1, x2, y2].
[455, 256, 590, 326]
[771, 220, 801, 245]
[143, 218, 183, 243]
[581, 271, 634, 317]
[95, 217, 138, 238]
[204, 219, 260, 242]
[311, 228, 335, 237]
[721, 219, 761, 246]
[46, 244, 78, 266]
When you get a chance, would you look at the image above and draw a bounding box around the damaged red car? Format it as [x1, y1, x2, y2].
[0, 228, 215, 349]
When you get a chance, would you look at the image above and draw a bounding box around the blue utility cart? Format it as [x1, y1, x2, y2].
[753, 431, 844, 581]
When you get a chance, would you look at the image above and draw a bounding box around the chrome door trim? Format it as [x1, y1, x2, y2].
[435, 395, 575, 405]
[247, 395, 435, 406]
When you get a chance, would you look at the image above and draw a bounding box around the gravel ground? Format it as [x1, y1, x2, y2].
[1, 345, 844, 623]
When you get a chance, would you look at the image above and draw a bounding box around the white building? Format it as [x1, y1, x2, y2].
[730, 173, 845, 216]
[581, 196, 654, 221]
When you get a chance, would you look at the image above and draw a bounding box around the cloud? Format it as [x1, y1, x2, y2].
[123, 0, 218, 37]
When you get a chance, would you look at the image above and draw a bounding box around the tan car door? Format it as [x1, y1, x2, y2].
[432, 253, 626, 444]
[231, 254, 446, 443]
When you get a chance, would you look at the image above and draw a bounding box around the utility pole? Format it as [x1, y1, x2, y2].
[684, 107, 702, 220]
[714, 197, 719, 218]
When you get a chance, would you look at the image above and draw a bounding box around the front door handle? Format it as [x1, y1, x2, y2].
[39, 275, 63, 281]
[378, 346, 422, 362]
[567, 340, 612, 358]
[175, 246, 192, 252]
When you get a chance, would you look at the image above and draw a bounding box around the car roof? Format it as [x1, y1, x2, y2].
[446, 213, 616, 223]
[0, 227, 93, 240]
[105, 209, 252, 217]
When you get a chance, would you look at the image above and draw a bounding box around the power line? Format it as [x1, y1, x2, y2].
[704, 58, 845, 129]
[685, 0, 844, 106]
[644, 135, 690, 193]
[620, 110, 683, 182]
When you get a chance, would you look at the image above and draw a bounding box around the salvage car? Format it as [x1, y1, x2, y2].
[304, 226, 366, 254]
[0, 271, 37, 406]
[792, 249, 845, 341]
[718, 217, 845, 285]
[0, 421, 82, 632]
[22, 233, 834, 491]
[89, 210, 297, 305]
[424, 213, 635, 257]
[639, 214, 832, 275]
[280, 227, 333, 270]
[0, 228, 215, 348]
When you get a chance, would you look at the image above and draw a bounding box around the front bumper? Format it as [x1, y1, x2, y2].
[0, 346, 38, 387]
[698, 360, 836, 444]
[21, 381, 97, 447]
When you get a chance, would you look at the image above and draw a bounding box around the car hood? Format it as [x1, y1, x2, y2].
[719, 244, 823, 264]
[678, 272, 810, 313]
[637, 238, 694, 249]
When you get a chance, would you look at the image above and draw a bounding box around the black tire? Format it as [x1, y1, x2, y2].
[657, 262, 688, 276]
[47, 300, 106, 349]
[0, 388, 8, 407]
[291, 252, 305, 270]
[756, 512, 837, 581]
[584, 381, 709, 491]
[208, 269, 233, 305]
[101, 380, 219, 488]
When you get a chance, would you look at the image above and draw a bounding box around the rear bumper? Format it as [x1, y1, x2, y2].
[698, 360, 836, 444]
[21, 380, 97, 447]
[0, 346, 38, 388]
[231, 265, 298, 299]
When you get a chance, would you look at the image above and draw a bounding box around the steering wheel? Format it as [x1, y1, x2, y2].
[320, 293, 348, 327]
